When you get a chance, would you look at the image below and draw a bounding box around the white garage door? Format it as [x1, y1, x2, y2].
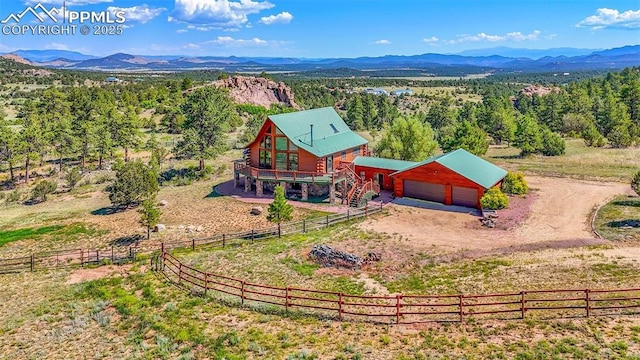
[451, 186, 478, 208]
[403, 180, 446, 203]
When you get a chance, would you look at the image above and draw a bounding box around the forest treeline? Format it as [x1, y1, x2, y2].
[0, 61, 638, 187]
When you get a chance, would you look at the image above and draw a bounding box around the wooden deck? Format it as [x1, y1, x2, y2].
[234, 161, 349, 184]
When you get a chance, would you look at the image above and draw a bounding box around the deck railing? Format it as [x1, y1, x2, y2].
[234, 161, 354, 184]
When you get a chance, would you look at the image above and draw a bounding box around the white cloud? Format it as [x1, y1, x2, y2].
[422, 36, 439, 44]
[204, 36, 268, 46]
[107, 5, 165, 24]
[259, 11, 292, 25]
[176, 28, 188, 33]
[449, 30, 540, 44]
[44, 42, 69, 50]
[24, 0, 113, 5]
[171, 0, 274, 28]
[373, 39, 391, 45]
[576, 8, 640, 30]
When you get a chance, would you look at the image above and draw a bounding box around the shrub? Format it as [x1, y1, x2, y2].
[64, 167, 83, 190]
[31, 180, 58, 202]
[631, 171, 640, 196]
[541, 129, 566, 156]
[583, 124, 606, 147]
[6, 190, 21, 203]
[501, 172, 529, 195]
[480, 188, 509, 210]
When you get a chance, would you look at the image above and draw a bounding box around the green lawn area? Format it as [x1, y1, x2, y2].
[486, 139, 640, 181]
[0, 223, 107, 248]
[595, 195, 640, 241]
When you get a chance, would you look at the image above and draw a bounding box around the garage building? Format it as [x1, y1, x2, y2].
[389, 149, 507, 209]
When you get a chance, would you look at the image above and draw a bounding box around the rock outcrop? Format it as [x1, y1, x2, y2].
[212, 76, 300, 109]
[520, 85, 561, 97]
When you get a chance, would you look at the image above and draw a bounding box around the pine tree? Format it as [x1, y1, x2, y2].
[267, 185, 293, 238]
[138, 197, 162, 240]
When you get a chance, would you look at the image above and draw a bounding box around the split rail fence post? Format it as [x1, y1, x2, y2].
[347, 210, 350, 221]
[251, 230, 255, 242]
[338, 293, 343, 320]
[30, 254, 34, 272]
[459, 295, 464, 322]
[302, 219, 306, 233]
[241, 281, 246, 305]
[80, 249, 84, 267]
[192, 239, 195, 251]
[395, 295, 402, 324]
[111, 246, 114, 263]
[325, 215, 329, 227]
[585, 289, 590, 317]
[96, 250, 99, 264]
[380, 202, 383, 211]
[521, 291, 526, 319]
[285, 287, 290, 312]
[204, 273, 208, 298]
[222, 234, 226, 248]
[178, 262, 182, 285]
[365, 204, 368, 217]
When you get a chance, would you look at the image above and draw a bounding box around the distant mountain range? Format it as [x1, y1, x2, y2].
[3, 45, 639, 73]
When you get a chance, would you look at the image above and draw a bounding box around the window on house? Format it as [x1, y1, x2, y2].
[259, 149, 272, 169]
[288, 140, 298, 151]
[275, 127, 283, 135]
[275, 137, 288, 151]
[341, 151, 347, 160]
[275, 152, 287, 170]
[353, 147, 360, 156]
[288, 153, 298, 171]
[261, 136, 271, 150]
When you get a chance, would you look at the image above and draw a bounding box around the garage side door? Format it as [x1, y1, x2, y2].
[451, 186, 479, 208]
[403, 180, 445, 203]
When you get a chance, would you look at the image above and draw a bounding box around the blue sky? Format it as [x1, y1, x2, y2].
[0, 0, 638, 57]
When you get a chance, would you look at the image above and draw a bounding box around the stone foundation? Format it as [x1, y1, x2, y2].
[256, 179, 263, 197]
[301, 183, 308, 201]
[244, 176, 251, 193]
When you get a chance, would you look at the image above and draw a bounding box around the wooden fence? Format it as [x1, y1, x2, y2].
[154, 250, 640, 324]
[0, 204, 382, 274]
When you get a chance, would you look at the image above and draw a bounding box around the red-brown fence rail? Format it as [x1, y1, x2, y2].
[153, 250, 640, 324]
[0, 204, 383, 274]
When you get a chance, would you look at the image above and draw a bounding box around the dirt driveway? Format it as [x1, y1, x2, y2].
[359, 176, 632, 253]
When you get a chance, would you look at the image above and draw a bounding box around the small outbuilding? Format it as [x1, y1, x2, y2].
[390, 149, 507, 209]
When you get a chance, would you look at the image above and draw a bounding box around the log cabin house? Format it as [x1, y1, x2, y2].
[234, 107, 507, 209]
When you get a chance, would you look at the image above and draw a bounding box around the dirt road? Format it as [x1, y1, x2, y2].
[359, 176, 632, 253]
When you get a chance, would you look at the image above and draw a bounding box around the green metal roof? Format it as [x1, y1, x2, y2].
[267, 107, 368, 157]
[391, 149, 507, 189]
[352, 156, 417, 171]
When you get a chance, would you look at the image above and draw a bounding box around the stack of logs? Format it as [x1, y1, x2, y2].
[309, 244, 381, 269]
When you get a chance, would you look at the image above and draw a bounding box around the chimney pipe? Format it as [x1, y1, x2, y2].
[310, 124, 314, 147]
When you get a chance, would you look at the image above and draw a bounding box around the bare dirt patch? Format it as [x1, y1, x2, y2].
[65, 264, 132, 285]
[359, 176, 632, 254]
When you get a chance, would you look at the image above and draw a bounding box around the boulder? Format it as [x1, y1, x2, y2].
[196, 226, 203, 232]
[158, 200, 169, 206]
[153, 224, 166, 232]
[186, 225, 196, 233]
[250, 206, 263, 215]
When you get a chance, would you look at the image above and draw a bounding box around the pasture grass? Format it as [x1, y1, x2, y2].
[595, 195, 640, 241]
[486, 139, 640, 181]
[0, 223, 105, 248]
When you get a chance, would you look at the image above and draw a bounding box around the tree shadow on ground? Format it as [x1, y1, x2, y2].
[607, 219, 640, 228]
[91, 206, 127, 216]
[490, 154, 523, 160]
[612, 199, 640, 208]
[110, 234, 144, 247]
